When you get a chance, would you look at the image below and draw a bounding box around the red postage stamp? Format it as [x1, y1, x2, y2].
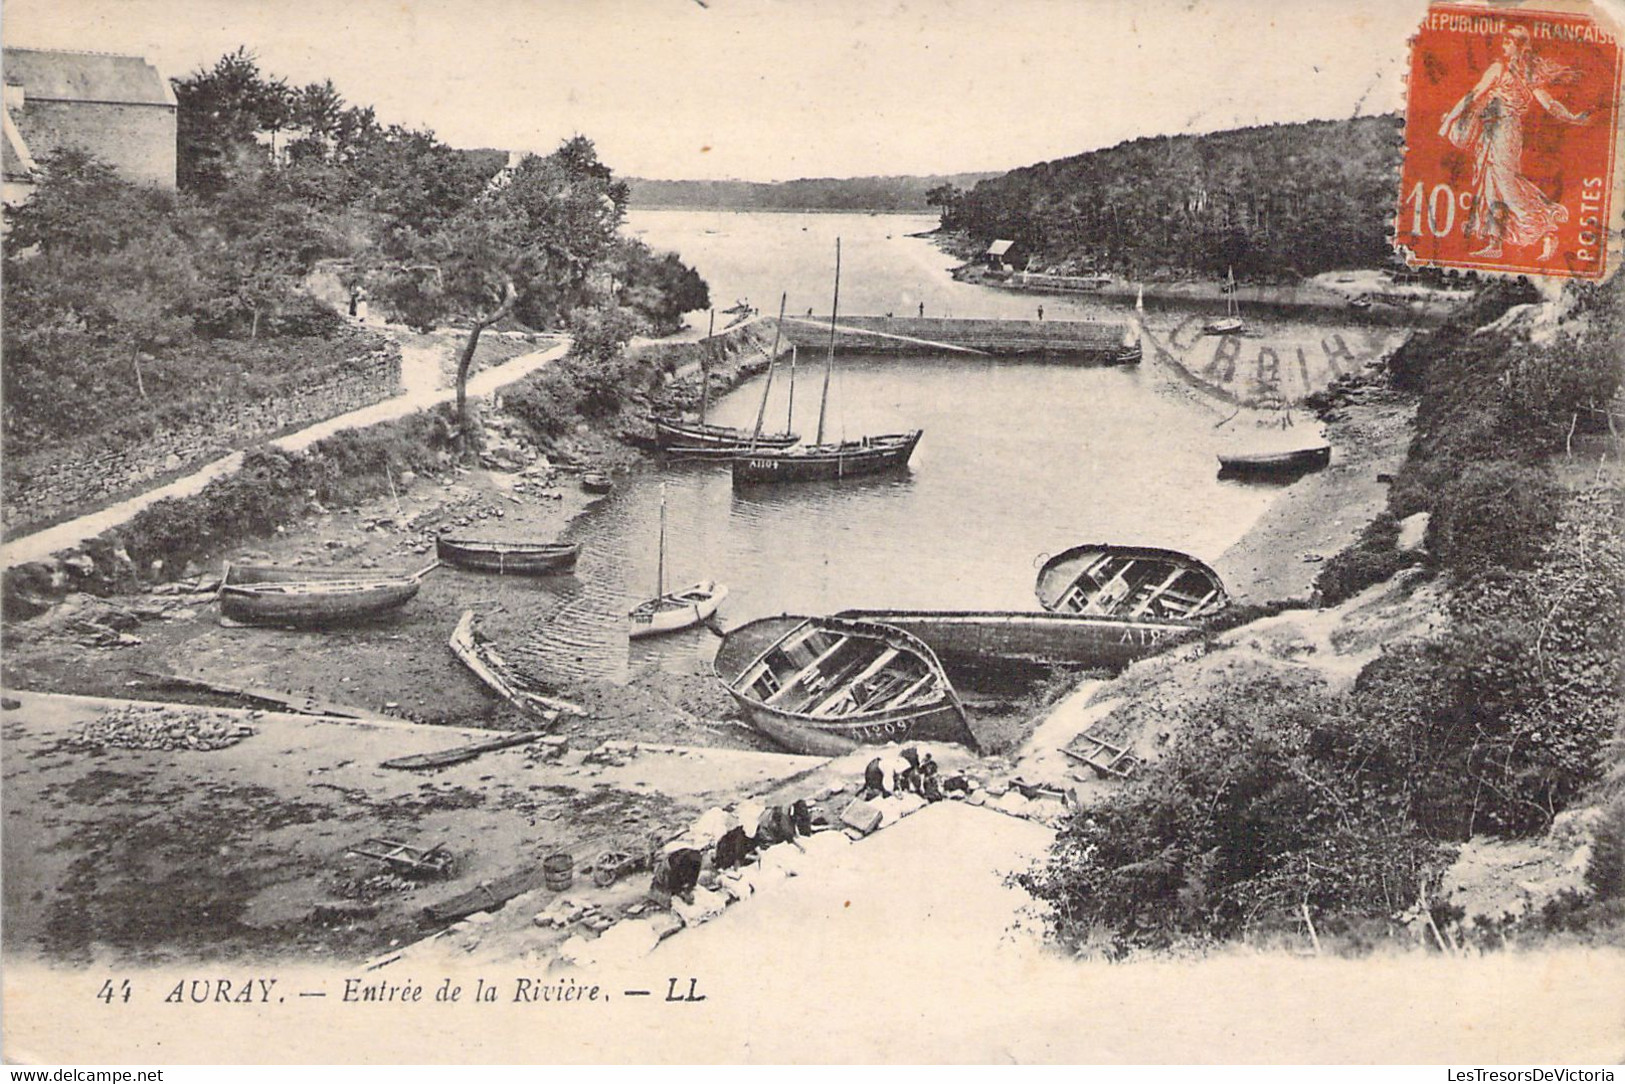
[1397, 1, 1623, 279]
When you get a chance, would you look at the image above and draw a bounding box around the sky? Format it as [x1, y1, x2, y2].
[5, 0, 1434, 181]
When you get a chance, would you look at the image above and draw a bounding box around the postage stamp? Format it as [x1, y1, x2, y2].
[1397, 1, 1624, 279]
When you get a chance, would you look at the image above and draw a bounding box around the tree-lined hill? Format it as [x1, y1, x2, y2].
[626, 172, 1000, 212]
[934, 116, 1403, 279]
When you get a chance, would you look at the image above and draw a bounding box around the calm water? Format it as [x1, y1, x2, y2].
[499, 211, 1334, 683]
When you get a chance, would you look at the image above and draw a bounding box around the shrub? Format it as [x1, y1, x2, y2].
[1015, 684, 1446, 953]
[1426, 459, 1562, 575]
[1315, 512, 1421, 604]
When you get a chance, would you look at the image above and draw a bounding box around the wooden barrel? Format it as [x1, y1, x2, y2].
[543, 852, 574, 891]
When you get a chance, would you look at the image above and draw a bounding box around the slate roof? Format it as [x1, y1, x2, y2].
[4, 48, 176, 107]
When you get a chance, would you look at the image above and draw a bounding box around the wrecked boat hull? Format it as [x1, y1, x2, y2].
[835, 609, 1202, 677]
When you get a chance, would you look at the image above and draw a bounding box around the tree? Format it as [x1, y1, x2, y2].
[373, 137, 629, 441]
[925, 183, 963, 227]
[612, 239, 709, 335]
[172, 47, 292, 196]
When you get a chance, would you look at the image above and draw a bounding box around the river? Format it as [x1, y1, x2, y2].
[505, 209, 1382, 684]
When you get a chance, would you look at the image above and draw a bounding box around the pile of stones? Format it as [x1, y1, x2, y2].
[72, 705, 256, 751]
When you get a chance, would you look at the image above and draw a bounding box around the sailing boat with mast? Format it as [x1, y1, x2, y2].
[1203, 267, 1244, 335]
[652, 304, 799, 456]
[730, 240, 923, 485]
[628, 485, 728, 639]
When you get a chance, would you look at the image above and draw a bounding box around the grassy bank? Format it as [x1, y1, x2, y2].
[1, 321, 781, 615]
[1018, 277, 1625, 957]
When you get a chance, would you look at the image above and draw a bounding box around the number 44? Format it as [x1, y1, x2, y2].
[1407, 181, 1470, 238]
[96, 979, 133, 1004]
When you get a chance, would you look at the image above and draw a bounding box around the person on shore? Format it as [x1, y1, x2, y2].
[918, 301, 925, 318]
[858, 756, 889, 801]
[1037, 304, 1045, 321]
[920, 752, 944, 802]
[896, 747, 923, 795]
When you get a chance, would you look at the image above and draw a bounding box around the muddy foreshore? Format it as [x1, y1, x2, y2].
[0, 317, 1414, 965]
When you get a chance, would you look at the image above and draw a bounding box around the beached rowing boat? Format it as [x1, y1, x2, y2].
[1217, 444, 1332, 477]
[435, 536, 580, 575]
[218, 576, 421, 626]
[652, 416, 799, 453]
[713, 614, 977, 757]
[1034, 543, 1228, 622]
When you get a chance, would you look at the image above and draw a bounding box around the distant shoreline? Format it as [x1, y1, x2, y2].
[627, 205, 936, 215]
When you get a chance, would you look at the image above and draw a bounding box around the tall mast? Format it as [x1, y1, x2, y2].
[655, 484, 667, 601]
[749, 293, 787, 451]
[786, 345, 797, 435]
[700, 308, 715, 426]
[817, 238, 841, 446]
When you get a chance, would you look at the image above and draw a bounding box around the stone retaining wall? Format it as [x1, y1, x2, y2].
[775, 315, 1136, 358]
[3, 340, 402, 536]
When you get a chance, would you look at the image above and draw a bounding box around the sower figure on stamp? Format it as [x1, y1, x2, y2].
[1439, 25, 1592, 262]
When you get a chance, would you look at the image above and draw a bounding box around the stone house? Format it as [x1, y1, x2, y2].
[3, 47, 177, 199]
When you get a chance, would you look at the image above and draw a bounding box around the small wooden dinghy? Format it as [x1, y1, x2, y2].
[1035, 544, 1228, 622]
[581, 471, 615, 494]
[713, 614, 977, 757]
[448, 610, 586, 722]
[1217, 444, 1332, 477]
[218, 574, 422, 627]
[435, 536, 580, 575]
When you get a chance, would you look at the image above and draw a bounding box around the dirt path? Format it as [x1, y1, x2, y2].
[0, 329, 570, 571]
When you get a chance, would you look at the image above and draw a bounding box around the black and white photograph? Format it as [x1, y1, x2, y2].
[1, 0, 1622, 1067]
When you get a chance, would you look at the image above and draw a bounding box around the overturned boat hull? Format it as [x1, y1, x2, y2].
[714, 614, 977, 756]
[835, 608, 1202, 677]
[730, 430, 922, 485]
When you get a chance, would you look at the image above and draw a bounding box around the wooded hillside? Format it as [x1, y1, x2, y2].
[626, 172, 1000, 212]
[937, 116, 1403, 279]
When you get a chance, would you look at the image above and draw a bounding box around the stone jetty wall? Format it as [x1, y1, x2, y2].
[3, 340, 402, 536]
[774, 315, 1134, 358]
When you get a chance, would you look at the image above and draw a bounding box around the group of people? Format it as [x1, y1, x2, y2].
[648, 798, 817, 902]
[858, 746, 946, 804]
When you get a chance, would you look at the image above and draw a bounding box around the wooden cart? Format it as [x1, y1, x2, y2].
[349, 838, 454, 877]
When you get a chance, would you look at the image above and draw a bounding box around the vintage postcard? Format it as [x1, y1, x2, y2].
[3, 0, 1623, 1068]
